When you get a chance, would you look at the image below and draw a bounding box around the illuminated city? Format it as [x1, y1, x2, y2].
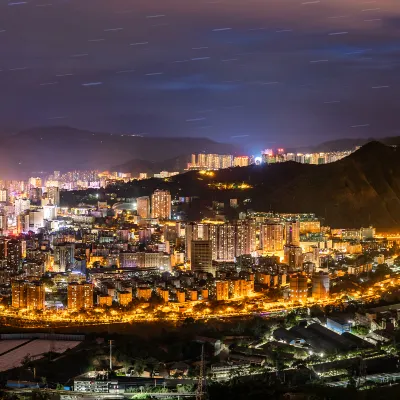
[1, 0, 400, 398]
[1, 154, 400, 398]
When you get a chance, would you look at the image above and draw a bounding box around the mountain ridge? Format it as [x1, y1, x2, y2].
[0, 126, 239, 178]
[97, 141, 400, 228]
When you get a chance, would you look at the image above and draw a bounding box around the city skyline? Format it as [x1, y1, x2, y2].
[0, 151, 400, 397]
[1, 1, 400, 397]
[0, 0, 399, 150]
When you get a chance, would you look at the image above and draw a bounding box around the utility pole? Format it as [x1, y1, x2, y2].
[109, 340, 113, 371]
[196, 345, 207, 400]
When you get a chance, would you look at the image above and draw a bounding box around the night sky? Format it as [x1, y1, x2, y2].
[0, 0, 399, 149]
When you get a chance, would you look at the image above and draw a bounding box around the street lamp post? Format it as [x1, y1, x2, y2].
[109, 340, 114, 371]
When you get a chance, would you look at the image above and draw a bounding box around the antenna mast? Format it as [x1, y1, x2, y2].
[196, 344, 207, 400]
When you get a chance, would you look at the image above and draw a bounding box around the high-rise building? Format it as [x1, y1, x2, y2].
[137, 196, 150, 219]
[189, 153, 237, 170]
[12, 281, 45, 310]
[361, 226, 375, 240]
[312, 272, 330, 300]
[209, 224, 218, 260]
[191, 240, 214, 276]
[11, 281, 26, 309]
[177, 290, 186, 303]
[233, 156, 250, 167]
[67, 283, 93, 310]
[284, 245, 303, 270]
[189, 290, 198, 301]
[54, 243, 75, 272]
[26, 282, 45, 310]
[299, 220, 321, 234]
[29, 187, 42, 206]
[230, 279, 250, 298]
[29, 177, 42, 188]
[198, 153, 206, 168]
[286, 153, 295, 162]
[220, 155, 233, 169]
[215, 281, 229, 301]
[46, 186, 60, 206]
[28, 209, 44, 232]
[289, 273, 308, 302]
[261, 223, 284, 252]
[117, 291, 133, 306]
[137, 287, 152, 300]
[186, 221, 255, 262]
[97, 295, 112, 307]
[5, 240, 22, 272]
[285, 220, 300, 246]
[119, 252, 171, 270]
[138, 228, 152, 245]
[157, 288, 169, 303]
[151, 190, 171, 219]
[0, 239, 6, 260]
[235, 220, 256, 257]
[43, 205, 57, 220]
[217, 224, 235, 261]
[0, 189, 8, 203]
[164, 223, 180, 242]
[185, 223, 210, 261]
[15, 198, 30, 216]
[23, 262, 45, 277]
[0, 213, 7, 233]
[17, 213, 30, 234]
[205, 154, 220, 169]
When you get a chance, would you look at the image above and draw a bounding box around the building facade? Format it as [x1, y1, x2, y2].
[67, 283, 93, 310]
[151, 190, 171, 219]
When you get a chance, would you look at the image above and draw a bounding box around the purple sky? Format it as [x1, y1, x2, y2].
[0, 0, 399, 149]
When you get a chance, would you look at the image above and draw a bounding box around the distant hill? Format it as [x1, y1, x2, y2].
[0, 126, 238, 178]
[110, 155, 190, 176]
[98, 141, 400, 228]
[289, 136, 400, 153]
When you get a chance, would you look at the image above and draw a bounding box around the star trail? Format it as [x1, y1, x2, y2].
[0, 0, 399, 148]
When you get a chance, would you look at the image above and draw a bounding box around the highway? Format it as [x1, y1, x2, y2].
[0, 277, 398, 328]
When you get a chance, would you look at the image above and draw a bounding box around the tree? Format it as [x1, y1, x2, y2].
[284, 312, 298, 328]
[352, 325, 369, 336]
[324, 304, 333, 315]
[148, 293, 164, 309]
[309, 304, 324, 317]
[267, 288, 283, 301]
[374, 264, 391, 279]
[133, 359, 146, 376]
[193, 303, 209, 313]
[347, 376, 357, 389]
[177, 384, 195, 393]
[183, 317, 195, 326]
[31, 389, 50, 400]
[21, 353, 32, 367]
[154, 310, 167, 319]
